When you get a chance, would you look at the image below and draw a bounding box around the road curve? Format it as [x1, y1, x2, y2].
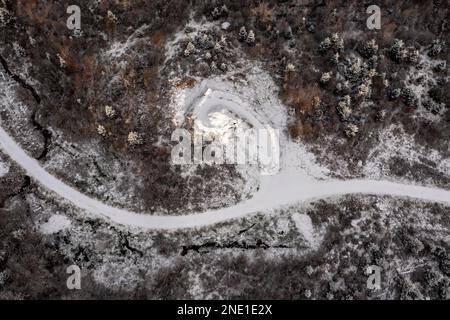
[1, 125, 449, 230]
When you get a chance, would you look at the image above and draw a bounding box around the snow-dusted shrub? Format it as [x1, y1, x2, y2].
[401, 234, 424, 254]
[211, 7, 221, 19]
[389, 39, 407, 62]
[246, 30, 255, 45]
[337, 96, 352, 120]
[428, 86, 443, 103]
[406, 49, 420, 64]
[367, 68, 377, 78]
[212, 5, 228, 19]
[210, 61, 218, 72]
[428, 39, 443, 57]
[0, 0, 11, 28]
[330, 33, 344, 50]
[424, 268, 440, 287]
[196, 61, 210, 75]
[368, 55, 378, 69]
[57, 53, 67, 68]
[282, 23, 293, 39]
[331, 52, 339, 64]
[128, 132, 143, 146]
[214, 41, 222, 51]
[312, 96, 321, 108]
[239, 26, 247, 41]
[319, 37, 332, 53]
[199, 34, 210, 49]
[306, 265, 314, 275]
[306, 21, 315, 33]
[344, 124, 359, 137]
[349, 58, 363, 77]
[107, 10, 117, 22]
[388, 88, 401, 100]
[433, 61, 446, 72]
[320, 71, 332, 84]
[184, 42, 196, 57]
[285, 63, 296, 72]
[360, 39, 378, 58]
[304, 289, 312, 298]
[401, 87, 418, 107]
[335, 81, 351, 96]
[97, 125, 106, 137]
[357, 83, 370, 97]
[199, 33, 216, 50]
[434, 247, 450, 277]
[375, 110, 386, 121]
[105, 105, 116, 118]
[12, 42, 26, 57]
[423, 99, 443, 114]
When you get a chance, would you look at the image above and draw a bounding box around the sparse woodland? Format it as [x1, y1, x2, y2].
[0, 0, 448, 300]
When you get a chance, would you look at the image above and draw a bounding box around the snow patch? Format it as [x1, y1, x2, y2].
[444, 235, 450, 246]
[93, 261, 141, 291]
[103, 24, 150, 60]
[167, 64, 289, 200]
[39, 214, 71, 235]
[363, 125, 450, 183]
[0, 161, 9, 177]
[291, 212, 320, 248]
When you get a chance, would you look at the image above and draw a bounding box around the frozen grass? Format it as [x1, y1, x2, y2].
[363, 124, 450, 186]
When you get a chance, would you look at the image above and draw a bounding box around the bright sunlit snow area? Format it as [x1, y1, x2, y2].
[39, 214, 71, 235]
[0, 160, 9, 177]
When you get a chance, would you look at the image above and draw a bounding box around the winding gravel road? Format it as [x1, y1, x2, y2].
[1, 124, 450, 230]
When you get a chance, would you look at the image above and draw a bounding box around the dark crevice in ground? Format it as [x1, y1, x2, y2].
[238, 223, 256, 235]
[0, 54, 41, 104]
[90, 157, 108, 178]
[0, 54, 52, 160]
[180, 240, 291, 256]
[119, 232, 144, 256]
[18, 175, 31, 194]
[31, 112, 52, 160]
[73, 245, 93, 267]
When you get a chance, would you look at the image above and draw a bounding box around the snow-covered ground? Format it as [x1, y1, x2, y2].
[1, 44, 449, 231]
[0, 160, 9, 177]
[169, 68, 287, 186]
[363, 125, 450, 182]
[404, 53, 447, 120]
[1, 95, 450, 230]
[39, 214, 71, 235]
[291, 212, 321, 249]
